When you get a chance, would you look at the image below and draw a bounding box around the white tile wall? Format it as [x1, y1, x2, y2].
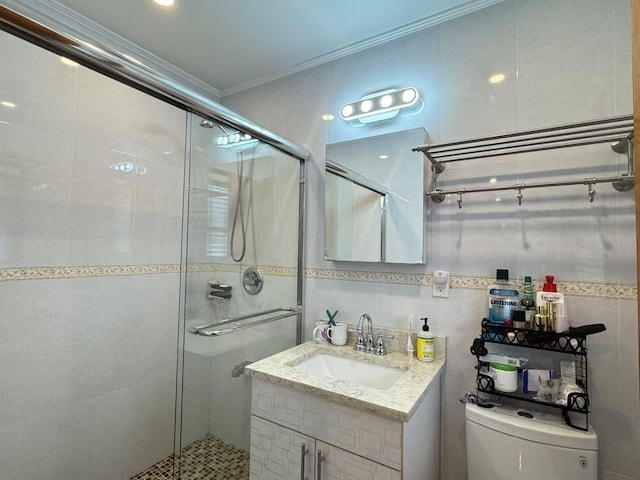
[223, 1, 639, 478]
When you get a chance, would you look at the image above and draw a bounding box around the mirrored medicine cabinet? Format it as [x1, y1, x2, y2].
[324, 128, 428, 264]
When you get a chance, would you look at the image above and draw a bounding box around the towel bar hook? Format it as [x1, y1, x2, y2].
[586, 182, 596, 202]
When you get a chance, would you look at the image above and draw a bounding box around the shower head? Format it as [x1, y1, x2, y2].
[200, 119, 215, 128]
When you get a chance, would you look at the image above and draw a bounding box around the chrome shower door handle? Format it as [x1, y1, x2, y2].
[300, 443, 309, 480]
[315, 449, 325, 480]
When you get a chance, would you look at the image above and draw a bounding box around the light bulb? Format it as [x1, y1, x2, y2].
[379, 95, 393, 108]
[360, 100, 373, 113]
[341, 105, 354, 118]
[402, 88, 416, 104]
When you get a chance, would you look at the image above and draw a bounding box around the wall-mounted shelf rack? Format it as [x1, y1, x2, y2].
[413, 115, 635, 207]
[470, 318, 604, 431]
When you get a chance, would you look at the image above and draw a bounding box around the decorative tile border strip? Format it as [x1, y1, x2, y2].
[304, 268, 637, 300]
[0, 263, 298, 282]
[0, 264, 181, 282]
[2, 264, 635, 300]
[187, 263, 297, 277]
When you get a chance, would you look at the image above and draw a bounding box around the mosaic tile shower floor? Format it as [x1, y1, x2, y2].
[130, 434, 250, 480]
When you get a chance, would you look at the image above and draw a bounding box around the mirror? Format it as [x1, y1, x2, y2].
[324, 128, 428, 263]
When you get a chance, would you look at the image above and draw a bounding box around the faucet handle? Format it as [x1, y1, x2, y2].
[375, 334, 387, 355]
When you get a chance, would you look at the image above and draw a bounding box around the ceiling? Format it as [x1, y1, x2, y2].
[55, 0, 498, 97]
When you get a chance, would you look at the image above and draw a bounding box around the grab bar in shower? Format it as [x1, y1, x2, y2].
[189, 307, 300, 336]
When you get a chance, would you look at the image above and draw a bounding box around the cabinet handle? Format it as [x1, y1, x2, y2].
[300, 443, 309, 480]
[315, 449, 325, 480]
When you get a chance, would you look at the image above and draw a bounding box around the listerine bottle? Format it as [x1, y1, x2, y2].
[487, 269, 520, 325]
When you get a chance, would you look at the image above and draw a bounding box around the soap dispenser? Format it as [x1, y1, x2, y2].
[416, 317, 435, 363]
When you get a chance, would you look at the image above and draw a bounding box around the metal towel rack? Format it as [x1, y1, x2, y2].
[412, 115, 635, 207]
[189, 306, 300, 337]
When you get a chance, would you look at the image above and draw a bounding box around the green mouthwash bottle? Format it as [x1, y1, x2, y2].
[520, 275, 536, 328]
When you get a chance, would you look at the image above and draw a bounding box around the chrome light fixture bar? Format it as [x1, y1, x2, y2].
[340, 87, 420, 124]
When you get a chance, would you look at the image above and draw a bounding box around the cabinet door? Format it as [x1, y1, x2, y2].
[250, 415, 315, 480]
[316, 441, 401, 480]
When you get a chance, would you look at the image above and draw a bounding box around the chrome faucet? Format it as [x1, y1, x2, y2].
[209, 282, 232, 299]
[354, 313, 371, 352]
[354, 313, 393, 355]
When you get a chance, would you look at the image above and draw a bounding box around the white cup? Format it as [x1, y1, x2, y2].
[327, 322, 348, 346]
[312, 320, 330, 343]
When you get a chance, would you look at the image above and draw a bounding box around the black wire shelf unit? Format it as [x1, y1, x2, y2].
[471, 318, 595, 431]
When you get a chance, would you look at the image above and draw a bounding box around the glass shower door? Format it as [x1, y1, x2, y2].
[176, 113, 303, 479]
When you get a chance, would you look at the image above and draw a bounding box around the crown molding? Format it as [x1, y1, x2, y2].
[2, 0, 221, 99]
[220, 0, 505, 97]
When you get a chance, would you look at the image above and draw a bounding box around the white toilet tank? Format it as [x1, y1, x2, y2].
[465, 403, 598, 480]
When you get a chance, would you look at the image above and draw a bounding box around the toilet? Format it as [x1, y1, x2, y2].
[465, 403, 598, 479]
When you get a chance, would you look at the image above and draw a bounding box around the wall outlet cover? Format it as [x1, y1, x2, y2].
[433, 270, 449, 298]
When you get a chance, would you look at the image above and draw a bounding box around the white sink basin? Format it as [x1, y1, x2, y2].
[294, 353, 407, 390]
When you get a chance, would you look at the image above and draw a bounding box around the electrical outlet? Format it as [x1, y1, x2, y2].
[433, 270, 450, 298]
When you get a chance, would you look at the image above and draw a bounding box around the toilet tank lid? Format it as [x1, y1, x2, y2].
[465, 403, 598, 451]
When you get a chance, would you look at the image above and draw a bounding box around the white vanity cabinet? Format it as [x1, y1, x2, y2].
[250, 416, 400, 480]
[249, 376, 441, 479]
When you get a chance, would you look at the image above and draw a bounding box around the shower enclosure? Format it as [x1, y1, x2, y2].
[173, 114, 304, 479]
[0, 3, 307, 479]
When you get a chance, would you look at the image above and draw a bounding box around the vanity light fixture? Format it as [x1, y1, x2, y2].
[340, 87, 420, 124]
[111, 161, 147, 174]
[153, 0, 175, 7]
[216, 132, 258, 151]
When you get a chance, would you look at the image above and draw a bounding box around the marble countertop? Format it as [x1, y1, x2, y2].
[245, 335, 445, 422]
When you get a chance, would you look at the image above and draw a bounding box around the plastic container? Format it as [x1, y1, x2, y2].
[489, 362, 518, 392]
[416, 317, 435, 363]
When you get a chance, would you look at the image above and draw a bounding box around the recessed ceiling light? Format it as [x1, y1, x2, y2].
[0, 101, 16, 108]
[153, 0, 175, 6]
[379, 155, 389, 159]
[489, 73, 506, 84]
[489, 178, 497, 184]
[495, 198, 502, 202]
[60, 57, 79, 68]
[321, 114, 335, 121]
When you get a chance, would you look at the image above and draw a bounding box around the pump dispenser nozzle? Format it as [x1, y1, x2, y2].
[543, 275, 558, 292]
[421, 317, 429, 331]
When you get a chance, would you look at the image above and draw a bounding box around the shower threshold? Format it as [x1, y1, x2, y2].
[130, 434, 249, 480]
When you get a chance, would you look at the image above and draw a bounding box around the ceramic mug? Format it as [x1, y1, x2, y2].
[327, 322, 348, 346]
[312, 320, 330, 343]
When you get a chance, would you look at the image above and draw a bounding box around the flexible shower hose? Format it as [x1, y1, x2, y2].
[230, 151, 246, 262]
